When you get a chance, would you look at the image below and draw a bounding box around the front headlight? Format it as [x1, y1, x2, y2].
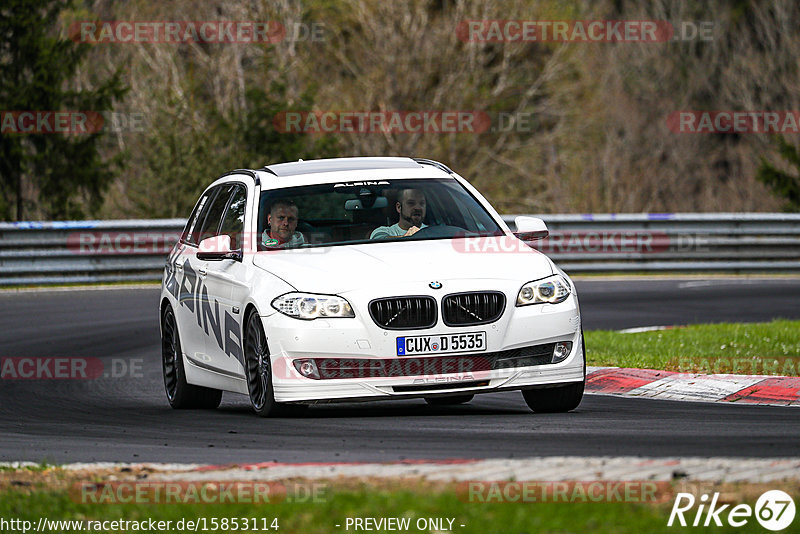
[271, 292, 355, 320]
[516, 275, 571, 306]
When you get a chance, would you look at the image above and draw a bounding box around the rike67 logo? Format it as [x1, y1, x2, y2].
[668, 490, 795, 531]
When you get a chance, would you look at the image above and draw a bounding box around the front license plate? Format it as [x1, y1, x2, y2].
[396, 332, 487, 356]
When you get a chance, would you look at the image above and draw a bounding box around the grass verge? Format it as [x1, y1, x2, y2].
[585, 319, 800, 376]
[0, 472, 795, 534]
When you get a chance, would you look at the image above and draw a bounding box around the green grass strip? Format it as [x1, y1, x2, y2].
[586, 319, 800, 376]
[0, 484, 762, 534]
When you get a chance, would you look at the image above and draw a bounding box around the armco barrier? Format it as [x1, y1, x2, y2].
[0, 219, 184, 286]
[0, 214, 799, 285]
[503, 213, 800, 273]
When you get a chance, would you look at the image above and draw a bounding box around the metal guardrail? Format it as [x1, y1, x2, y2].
[0, 219, 184, 286]
[1, 214, 799, 285]
[503, 213, 800, 273]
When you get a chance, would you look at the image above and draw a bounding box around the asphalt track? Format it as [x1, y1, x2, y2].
[1, 278, 798, 464]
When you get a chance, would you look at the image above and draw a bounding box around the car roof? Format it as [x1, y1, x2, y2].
[210, 157, 457, 191]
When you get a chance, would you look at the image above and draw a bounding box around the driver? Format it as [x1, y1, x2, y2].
[262, 199, 305, 247]
[370, 188, 427, 239]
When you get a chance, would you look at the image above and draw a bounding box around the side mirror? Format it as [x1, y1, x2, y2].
[513, 216, 549, 240]
[197, 235, 242, 261]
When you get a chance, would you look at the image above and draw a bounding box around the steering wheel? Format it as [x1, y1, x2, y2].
[409, 225, 465, 238]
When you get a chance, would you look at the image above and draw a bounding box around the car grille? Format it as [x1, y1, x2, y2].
[369, 296, 437, 330]
[442, 291, 506, 326]
[298, 343, 556, 379]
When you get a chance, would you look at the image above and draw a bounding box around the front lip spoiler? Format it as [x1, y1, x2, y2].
[361, 370, 522, 397]
[295, 379, 585, 405]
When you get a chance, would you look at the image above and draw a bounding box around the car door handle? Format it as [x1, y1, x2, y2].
[198, 267, 207, 277]
[174, 263, 183, 272]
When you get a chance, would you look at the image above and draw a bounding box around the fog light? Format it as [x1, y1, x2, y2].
[294, 359, 320, 379]
[552, 342, 573, 363]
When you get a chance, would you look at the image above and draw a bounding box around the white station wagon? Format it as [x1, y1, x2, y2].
[160, 157, 585, 416]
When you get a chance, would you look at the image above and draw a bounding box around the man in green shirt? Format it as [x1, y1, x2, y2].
[262, 199, 305, 248]
[370, 188, 427, 239]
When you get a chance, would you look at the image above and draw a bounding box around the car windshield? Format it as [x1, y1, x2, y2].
[257, 178, 504, 249]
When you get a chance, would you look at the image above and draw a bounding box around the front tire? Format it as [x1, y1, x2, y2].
[522, 382, 584, 413]
[161, 306, 222, 409]
[244, 311, 281, 417]
[522, 333, 586, 413]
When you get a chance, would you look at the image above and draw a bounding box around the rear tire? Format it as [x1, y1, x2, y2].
[424, 394, 474, 406]
[522, 332, 585, 413]
[161, 306, 222, 409]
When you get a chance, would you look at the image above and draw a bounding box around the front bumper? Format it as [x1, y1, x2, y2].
[263, 287, 584, 403]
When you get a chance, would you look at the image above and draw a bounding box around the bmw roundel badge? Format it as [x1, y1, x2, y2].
[429, 281, 442, 289]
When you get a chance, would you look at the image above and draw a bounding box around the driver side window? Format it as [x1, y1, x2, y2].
[195, 184, 235, 245]
[219, 185, 247, 249]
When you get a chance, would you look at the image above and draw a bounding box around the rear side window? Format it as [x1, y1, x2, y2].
[182, 190, 213, 246]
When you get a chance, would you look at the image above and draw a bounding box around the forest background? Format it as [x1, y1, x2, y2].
[2, 0, 799, 221]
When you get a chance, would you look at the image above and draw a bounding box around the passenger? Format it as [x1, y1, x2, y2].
[262, 199, 305, 247]
[370, 188, 427, 239]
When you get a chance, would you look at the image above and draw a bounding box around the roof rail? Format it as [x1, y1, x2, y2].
[263, 157, 420, 177]
[219, 169, 261, 186]
[412, 158, 453, 174]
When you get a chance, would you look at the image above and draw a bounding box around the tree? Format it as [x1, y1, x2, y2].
[125, 79, 338, 219]
[0, 0, 126, 221]
[756, 136, 800, 212]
